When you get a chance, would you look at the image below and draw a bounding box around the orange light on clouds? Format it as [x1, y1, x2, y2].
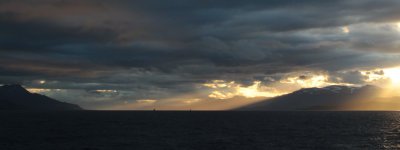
[361, 67, 400, 88]
[27, 88, 52, 93]
[384, 68, 400, 83]
[204, 80, 285, 99]
[203, 80, 235, 88]
[280, 75, 328, 88]
[395, 23, 400, 32]
[341, 26, 349, 33]
[95, 89, 118, 93]
[236, 81, 281, 98]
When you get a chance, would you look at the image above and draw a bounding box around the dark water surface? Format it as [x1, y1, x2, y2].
[1, 111, 400, 150]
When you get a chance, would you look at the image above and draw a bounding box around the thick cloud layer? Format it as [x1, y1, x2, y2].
[1, 0, 400, 109]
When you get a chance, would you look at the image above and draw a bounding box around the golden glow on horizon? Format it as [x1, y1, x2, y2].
[183, 98, 200, 104]
[397, 23, 400, 28]
[104, 67, 400, 110]
[39, 80, 46, 84]
[136, 100, 157, 103]
[359, 67, 400, 100]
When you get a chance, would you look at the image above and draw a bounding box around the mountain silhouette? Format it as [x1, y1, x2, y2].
[235, 85, 384, 111]
[0, 84, 82, 110]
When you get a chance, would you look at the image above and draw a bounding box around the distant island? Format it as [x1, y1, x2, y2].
[236, 85, 400, 111]
[0, 84, 82, 110]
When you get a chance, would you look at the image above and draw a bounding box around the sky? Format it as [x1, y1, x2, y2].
[1, 0, 400, 110]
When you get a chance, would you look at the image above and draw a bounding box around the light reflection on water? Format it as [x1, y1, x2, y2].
[378, 112, 400, 149]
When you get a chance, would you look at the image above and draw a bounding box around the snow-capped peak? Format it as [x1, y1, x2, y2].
[294, 85, 380, 96]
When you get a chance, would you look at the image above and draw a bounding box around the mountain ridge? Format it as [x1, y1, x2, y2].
[235, 85, 384, 111]
[0, 84, 82, 110]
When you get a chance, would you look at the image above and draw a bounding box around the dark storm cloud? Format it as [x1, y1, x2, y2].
[328, 71, 369, 84]
[0, 13, 118, 53]
[1, 0, 400, 108]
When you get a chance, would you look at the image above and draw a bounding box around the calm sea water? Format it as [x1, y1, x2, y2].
[1, 111, 400, 150]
